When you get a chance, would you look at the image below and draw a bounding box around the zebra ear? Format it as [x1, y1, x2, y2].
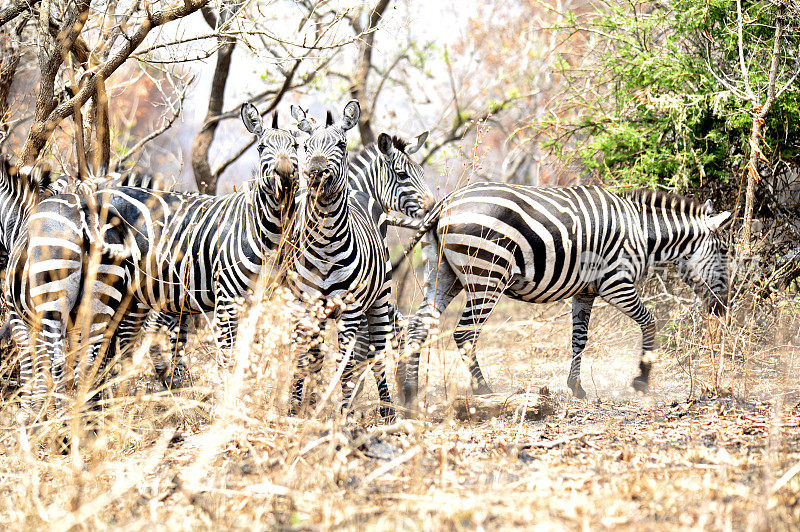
[707, 211, 731, 232]
[326, 110, 334, 127]
[241, 103, 264, 136]
[407, 131, 428, 154]
[702, 199, 715, 216]
[377, 133, 394, 156]
[290, 105, 314, 134]
[340, 100, 360, 131]
[271, 112, 279, 129]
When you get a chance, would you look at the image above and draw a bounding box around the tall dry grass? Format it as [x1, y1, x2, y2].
[0, 257, 797, 528]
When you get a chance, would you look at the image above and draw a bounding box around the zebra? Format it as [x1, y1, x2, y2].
[287, 100, 396, 420]
[11, 105, 299, 415]
[1, 162, 183, 414]
[397, 183, 730, 407]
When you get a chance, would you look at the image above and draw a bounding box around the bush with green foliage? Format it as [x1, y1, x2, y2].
[546, 0, 800, 190]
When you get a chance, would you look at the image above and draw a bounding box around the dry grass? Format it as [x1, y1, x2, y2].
[0, 273, 799, 530]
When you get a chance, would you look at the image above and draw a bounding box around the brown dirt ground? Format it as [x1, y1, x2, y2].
[0, 288, 799, 530]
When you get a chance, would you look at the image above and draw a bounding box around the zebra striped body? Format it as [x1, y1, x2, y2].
[401, 183, 729, 406]
[11, 107, 297, 415]
[288, 101, 395, 420]
[4, 168, 177, 413]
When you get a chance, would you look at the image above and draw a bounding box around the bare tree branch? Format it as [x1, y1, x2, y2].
[113, 76, 194, 168]
[348, 0, 391, 145]
[0, 0, 36, 28]
[21, 0, 210, 163]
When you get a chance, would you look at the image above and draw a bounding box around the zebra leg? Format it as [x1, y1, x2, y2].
[10, 315, 36, 420]
[454, 287, 506, 395]
[212, 296, 238, 368]
[142, 310, 189, 389]
[402, 235, 462, 408]
[599, 284, 656, 393]
[36, 310, 68, 412]
[367, 296, 396, 422]
[290, 323, 325, 417]
[339, 315, 369, 416]
[567, 293, 596, 399]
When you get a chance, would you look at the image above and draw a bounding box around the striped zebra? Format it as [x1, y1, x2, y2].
[127, 126, 435, 389]
[287, 100, 395, 420]
[106, 115, 434, 385]
[2, 163, 182, 414]
[11, 106, 299, 414]
[399, 183, 730, 406]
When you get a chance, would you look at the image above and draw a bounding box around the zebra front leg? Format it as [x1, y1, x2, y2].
[599, 284, 656, 394]
[290, 319, 325, 416]
[567, 294, 596, 399]
[367, 300, 396, 422]
[212, 296, 238, 368]
[338, 315, 369, 416]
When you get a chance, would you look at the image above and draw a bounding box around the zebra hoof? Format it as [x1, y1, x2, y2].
[571, 385, 586, 400]
[473, 383, 493, 395]
[632, 377, 650, 394]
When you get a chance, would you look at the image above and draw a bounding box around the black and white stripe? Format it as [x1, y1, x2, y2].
[11, 106, 298, 415]
[287, 101, 395, 420]
[400, 184, 730, 406]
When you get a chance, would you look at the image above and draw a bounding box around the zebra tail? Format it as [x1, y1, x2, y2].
[390, 199, 445, 270]
[82, 209, 141, 262]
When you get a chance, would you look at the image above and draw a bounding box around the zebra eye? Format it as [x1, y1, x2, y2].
[337, 141, 346, 150]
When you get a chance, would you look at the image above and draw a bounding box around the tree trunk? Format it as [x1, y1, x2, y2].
[739, 113, 763, 257]
[191, 2, 237, 194]
[348, 0, 391, 146]
[0, 23, 21, 132]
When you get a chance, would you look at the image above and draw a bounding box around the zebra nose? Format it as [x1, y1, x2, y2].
[274, 154, 294, 180]
[305, 156, 328, 184]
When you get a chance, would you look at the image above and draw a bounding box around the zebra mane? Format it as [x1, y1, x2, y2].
[623, 188, 709, 217]
[391, 136, 409, 152]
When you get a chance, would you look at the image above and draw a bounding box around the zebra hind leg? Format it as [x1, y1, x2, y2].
[453, 289, 506, 395]
[402, 250, 462, 409]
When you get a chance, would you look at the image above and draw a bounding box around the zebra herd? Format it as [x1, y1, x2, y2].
[0, 99, 731, 425]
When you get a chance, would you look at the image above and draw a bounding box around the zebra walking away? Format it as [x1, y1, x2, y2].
[400, 184, 730, 407]
[287, 100, 396, 420]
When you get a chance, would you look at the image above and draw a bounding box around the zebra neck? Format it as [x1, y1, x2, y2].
[349, 145, 384, 205]
[247, 178, 293, 245]
[641, 208, 699, 263]
[302, 191, 350, 243]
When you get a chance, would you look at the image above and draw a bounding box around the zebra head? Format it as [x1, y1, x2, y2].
[300, 100, 360, 200]
[376, 131, 435, 217]
[676, 202, 731, 315]
[241, 103, 299, 197]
